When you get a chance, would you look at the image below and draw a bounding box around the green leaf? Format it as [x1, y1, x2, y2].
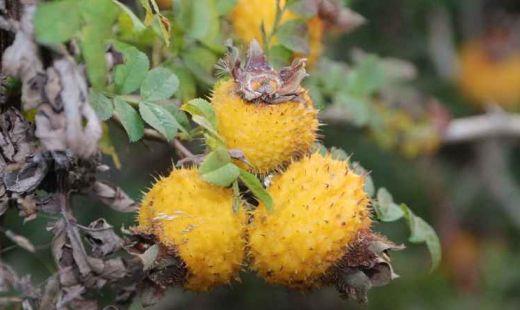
[400, 204, 442, 272]
[139, 101, 178, 141]
[114, 42, 150, 94]
[139, 0, 171, 46]
[374, 188, 404, 222]
[113, 97, 144, 142]
[333, 91, 371, 127]
[239, 169, 274, 211]
[113, 0, 146, 32]
[329, 146, 349, 161]
[351, 162, 375, 197]
[182, 98, 216, 127]
[347, 55, 385, 96]
[140, 68, 179, 101]
[162, 104, 191, 135]
[199, 148, 240, 187]
[188, 0, 219, 42]
[216, 0, 237, 15]
[269, 44, 293, 68]
[81, 25, 109, 89]
[313, 142, 328, 156]
[182, 47, 218, 86]
[34, 0, 81, 44]
[80, 0, 119, 27]
[276, 19, 310, 54]
[89, 90, 113, 121]
[170, 64, 197, 101]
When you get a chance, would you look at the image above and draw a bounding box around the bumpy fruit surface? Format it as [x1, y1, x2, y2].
[231, 0, 323, 66]
[137, 168, 246, 291]
[459, 40, 520, 108]
[248, 153, 372, 288]
[212, 79, 318, 174]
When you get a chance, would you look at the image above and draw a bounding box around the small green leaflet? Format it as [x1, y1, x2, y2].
[239, 169, 274, 211]
[401, 204, 442, 272]
[346, 55, 385, 97]
[182, 98, 216, 127]
[372, 188, 441, 271]
[140, 68, 179, 101]
[34, 0, 82, 44]
[113, 97, 144, 142]
[182, 98, 223, 144]
[113, 42, 150, 94]
[81, 25, 109, 89]
[188, 0, 220, 43]
[139, 0, 171, 46]
[161, 104, 191, 136]
[351, 161, 375, 197]
[374, 188, 405, 222]
[199, 148, 240, 187]
[89, 90, 113, 121]
[79, 0, 119, 27]
[112, 0, 146, 32]
[276, 19, 310, 54]
[139, 101, 178, 141]
[216, 0, 237, 15]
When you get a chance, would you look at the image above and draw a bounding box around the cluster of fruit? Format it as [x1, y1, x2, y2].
[136, 42, 399, 298]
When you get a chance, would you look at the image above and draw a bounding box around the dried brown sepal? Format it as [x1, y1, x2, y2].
[216, 40, 308, 104]
[322, 230, 404, 303]
[124, 229, 188, 304]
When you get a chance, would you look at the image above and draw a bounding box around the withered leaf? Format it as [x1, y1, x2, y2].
[92, 181, 138, 213]
[83, 218, 123, 258]
[3, 160, 48, 194]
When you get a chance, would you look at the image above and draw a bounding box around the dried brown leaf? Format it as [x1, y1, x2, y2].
[92, 181, 138, 213]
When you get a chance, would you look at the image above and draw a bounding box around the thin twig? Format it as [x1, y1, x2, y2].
[319, 107, 520, 144]
[442, 112, 520, 143]
[142, 128, 194, 157]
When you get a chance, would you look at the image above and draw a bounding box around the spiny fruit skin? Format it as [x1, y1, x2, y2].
[458, 40, 520, 108]
[248, 153, 372, 288]
[231, 0, 322, 66]
[211, 79, 319, 174]
[137, 168, 246, 291]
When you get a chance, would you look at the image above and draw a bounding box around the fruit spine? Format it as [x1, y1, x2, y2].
[137, 168, 246, 291]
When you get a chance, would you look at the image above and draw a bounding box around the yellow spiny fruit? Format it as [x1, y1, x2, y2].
[231, 0, 323, 66]
[137, 168, 246, 291]
[459, 39, 520, 108]
[211, 79, 319, 174]
[248, 153, 372, 288]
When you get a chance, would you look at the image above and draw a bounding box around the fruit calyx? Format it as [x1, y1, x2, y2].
[322, 230, 404, 303]
[217, 40, 308, 104]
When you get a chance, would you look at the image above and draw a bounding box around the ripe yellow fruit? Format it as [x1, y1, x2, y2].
[248, 153, 372, 288]
[230, 0, 323, 66]
[212, 79, 319, 174]
[137, 168, 246, 291]
[458, 40, 520, 108]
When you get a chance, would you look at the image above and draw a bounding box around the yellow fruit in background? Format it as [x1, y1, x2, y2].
[248, 153, 372, 288]
[305, 17, 325, 67]
[211, 79, 319, 174]
[230, 0, 323, 66]
[231, 0, 293, 44]
[458, 40, 520, 108]
[138, 168, 246, 291]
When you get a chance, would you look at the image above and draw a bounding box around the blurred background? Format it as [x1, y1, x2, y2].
[2, 0, 520, 309]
